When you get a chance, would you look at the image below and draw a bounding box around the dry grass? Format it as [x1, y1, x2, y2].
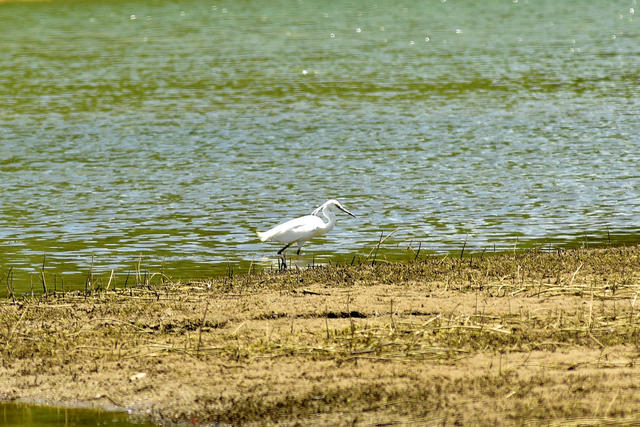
[2, 246, 640, 425]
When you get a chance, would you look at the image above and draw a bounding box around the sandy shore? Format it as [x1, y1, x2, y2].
[2, 246, 640, 425]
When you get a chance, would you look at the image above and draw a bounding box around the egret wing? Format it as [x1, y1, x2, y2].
[260, 215, 324, 243]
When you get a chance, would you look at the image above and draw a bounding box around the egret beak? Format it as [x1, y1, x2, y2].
[338, 205, 356, 218]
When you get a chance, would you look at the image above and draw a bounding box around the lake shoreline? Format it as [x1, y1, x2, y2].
[2, 245, 640, 425]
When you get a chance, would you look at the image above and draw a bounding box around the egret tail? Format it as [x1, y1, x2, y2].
[256, 230, 270, 242]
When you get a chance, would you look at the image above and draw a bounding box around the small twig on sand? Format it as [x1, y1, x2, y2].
[569, 263, 583, 287]
[106, 269, 115, 290]
[40, 252, 48, 295]
[460, 234, 468, 260]
[368, 229, 399, 264]
[6, 267, 15, 302]
[86, 255, 94, 293]
[197, 300, 210, 357]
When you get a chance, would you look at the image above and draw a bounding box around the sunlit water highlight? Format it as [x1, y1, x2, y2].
[1, 0, 639, 293]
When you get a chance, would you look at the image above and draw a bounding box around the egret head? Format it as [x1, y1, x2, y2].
[312, 199, 356, 218]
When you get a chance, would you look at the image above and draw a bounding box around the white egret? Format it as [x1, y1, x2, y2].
[257, 199, 356, 256]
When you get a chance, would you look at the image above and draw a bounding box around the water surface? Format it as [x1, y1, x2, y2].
[1, 0, 639, 293]
[0, 402, 155, 426]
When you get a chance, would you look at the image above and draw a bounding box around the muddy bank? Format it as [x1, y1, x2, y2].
[2, 247, 640, 425]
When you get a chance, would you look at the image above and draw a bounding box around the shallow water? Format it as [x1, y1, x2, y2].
[1, 0, 639, 293]
[0, 402, 155, 426]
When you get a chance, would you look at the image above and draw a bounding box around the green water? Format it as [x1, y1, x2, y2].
[1, 0, 639, 293]
[0, 402, 155, 426]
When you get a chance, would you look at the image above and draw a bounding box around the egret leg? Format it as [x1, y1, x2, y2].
[277, 243, 291, 255]
[296, 247, 301, 255]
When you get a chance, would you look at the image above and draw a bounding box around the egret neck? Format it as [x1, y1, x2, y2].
[317, 204, 337, 236]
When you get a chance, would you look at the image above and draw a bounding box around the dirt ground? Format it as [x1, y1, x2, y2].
[3, 246, 640, 425]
